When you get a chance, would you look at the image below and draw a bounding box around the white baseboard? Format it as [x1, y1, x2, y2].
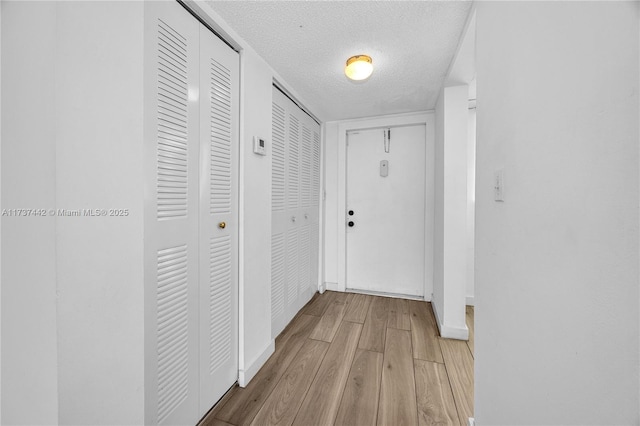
[468, 417, 475, 426]
[431, 301, 470, 341]
[466, 296, 475, 306]
[238, 339, 275, 387]
[318, 282, 327, 294]
[325, 282, 339, 292]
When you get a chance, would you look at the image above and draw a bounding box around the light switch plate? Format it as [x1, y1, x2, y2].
[253, 136, 266, 156]
[494, 169, 504, 201]
[380, 160, 389, 177]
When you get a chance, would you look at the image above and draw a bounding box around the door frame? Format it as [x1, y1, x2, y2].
[335, 111, 435, 300]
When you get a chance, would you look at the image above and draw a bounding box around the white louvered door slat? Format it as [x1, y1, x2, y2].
[198, 24, 238, 416]
[144, 2, 200, 425]
[298, 225, 311, 294]
[287, 115, 300, 213]
[272, 103, 286, 213]
[301, 126, 312, 208]
[312, 130, 321, 208]
[286, 227, 299, 308]
[271, 233, 286, 320]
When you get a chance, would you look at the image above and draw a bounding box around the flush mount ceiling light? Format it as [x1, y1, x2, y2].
[345, 55, 373, 81]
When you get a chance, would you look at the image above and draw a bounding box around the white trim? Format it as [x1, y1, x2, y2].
[346, 288, 425, 301]
[431, 298, 469, 340]
[325, 282, 339, 292]
[467, 417, 475, 426]
[318, 123, 326, 293]
[336, 111, 434, 296]
[466, 296, 475, 306]
[238, 339, 275, 387]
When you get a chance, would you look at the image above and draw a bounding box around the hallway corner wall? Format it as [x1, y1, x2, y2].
[55, 3, 146, 424]
[237, 48, 274, 386]
[475, 2, 639, 423]
[466, 107, 476, 306]
[1, 3, 60, 423]
[433, 85, 469, 340]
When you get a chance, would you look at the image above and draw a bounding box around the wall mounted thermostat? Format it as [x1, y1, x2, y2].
[253, 136, 266, 156]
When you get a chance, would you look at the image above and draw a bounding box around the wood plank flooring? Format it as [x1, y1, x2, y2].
[201, 292, 474, 426]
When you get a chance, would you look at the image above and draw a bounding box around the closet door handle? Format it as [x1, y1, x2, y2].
[218, 221, 226, 229]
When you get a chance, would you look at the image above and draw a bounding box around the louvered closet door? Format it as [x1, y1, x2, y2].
[145, 2, 239, 425]
[309, 128, 321, 294]
[271, 98, 287, 335]
[271, 88, 321, 338]
[144, 2, 200, 425]
[198, 24, 238, 415]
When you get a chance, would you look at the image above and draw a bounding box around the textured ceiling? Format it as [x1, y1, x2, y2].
[207, 1, 473, 122]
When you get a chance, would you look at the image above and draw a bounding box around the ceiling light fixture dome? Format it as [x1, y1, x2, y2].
[345, 55, 373, 81]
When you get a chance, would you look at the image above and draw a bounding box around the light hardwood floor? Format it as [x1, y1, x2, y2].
[200, 291, 474, 426]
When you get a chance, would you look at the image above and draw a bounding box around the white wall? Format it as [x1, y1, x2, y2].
[323, 121, 339, 287]
[475, 2, 639, 424]
[432, 85, 469, 340]
[466, 107, 476, 305]
[3, 2, 147, 423]
[2, 3, 59, 423]
[323, 112, 434, 299]
[55, 2, 145, 424]
[1, 2, 3, 422]
[237, 49, 274, 385]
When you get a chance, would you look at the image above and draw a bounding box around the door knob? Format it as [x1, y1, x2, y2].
[348, 221, 355, 227]
[291, 216, 296, 223]
[218, 221, 226, 229]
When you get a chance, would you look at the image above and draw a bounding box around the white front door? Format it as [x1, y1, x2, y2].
[346, 125, 426, 297]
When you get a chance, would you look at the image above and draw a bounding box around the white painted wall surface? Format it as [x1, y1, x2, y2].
[55, 3, 145, 423]
[323, 121, 339, 287]
[1, 2, 3, 422]
[432, 85, 469, 340]
[2, 3, 59, 423]
[323, 112, 434, 298]
[475, 2, 639, 424]
[238, 50, 274, 385]
[466, 108, 476, 305]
